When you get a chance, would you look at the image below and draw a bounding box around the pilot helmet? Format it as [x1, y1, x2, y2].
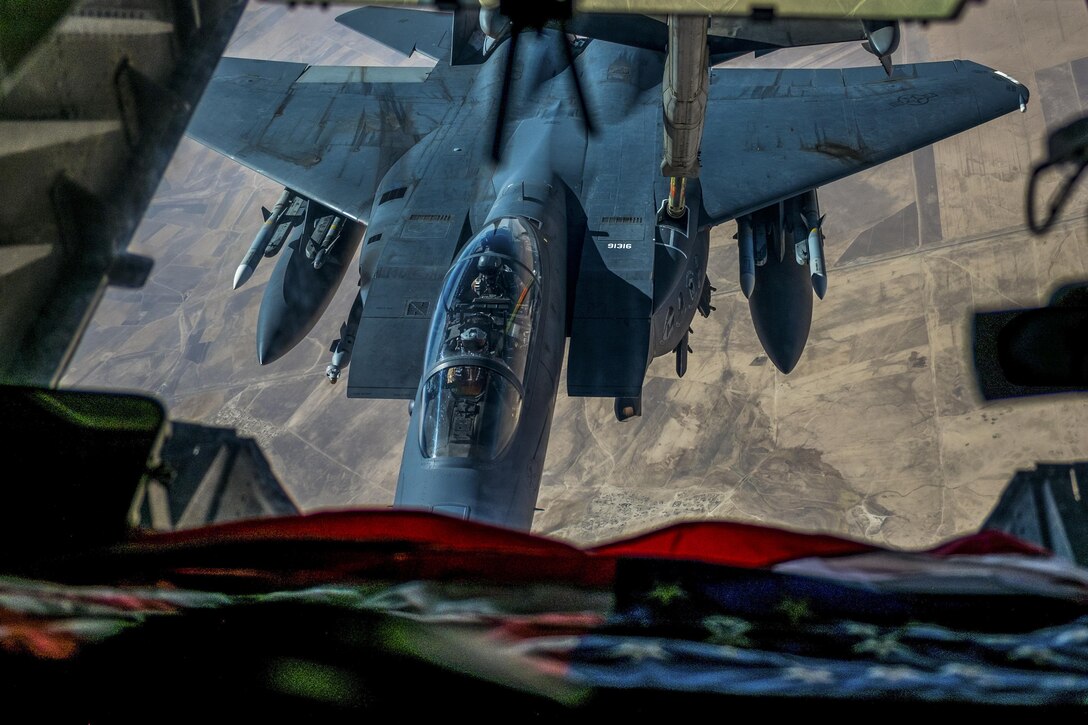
[477, 252, 503, 276]
[459, 327, 488, 353]
[479, 226, 515, 256]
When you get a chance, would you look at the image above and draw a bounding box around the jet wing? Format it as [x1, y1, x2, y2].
[698, 60, 1027, 226]
[186, 57, 467, 224]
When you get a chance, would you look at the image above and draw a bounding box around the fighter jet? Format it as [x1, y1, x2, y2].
[187, 6, 1027, 529]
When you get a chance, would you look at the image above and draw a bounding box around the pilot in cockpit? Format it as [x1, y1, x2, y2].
[457, 326, 488, 354]
[471, 251, 510, 299]
[443, 326, 489, 397]
[446, 364, 485, 397]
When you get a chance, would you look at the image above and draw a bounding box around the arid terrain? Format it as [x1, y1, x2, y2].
[64, 1, 1088, 548]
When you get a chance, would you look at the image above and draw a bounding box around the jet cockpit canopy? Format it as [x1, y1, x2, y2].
[419, 217, 542, 460]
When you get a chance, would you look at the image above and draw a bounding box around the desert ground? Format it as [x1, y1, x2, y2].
[64, 1, 1088, 548]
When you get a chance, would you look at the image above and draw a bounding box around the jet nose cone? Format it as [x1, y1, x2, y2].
[750, 300, 810, 373]
[256, 338, 272, 366]
[748, 248, 813, 375]
[255, 271, 310, 366]
[255, 326, 289, 366]
[761, 331, 806, 374]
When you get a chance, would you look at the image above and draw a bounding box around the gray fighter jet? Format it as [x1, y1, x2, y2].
[188, 6, 1027, 530]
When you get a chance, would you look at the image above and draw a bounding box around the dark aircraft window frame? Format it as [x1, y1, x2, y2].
[419, 218, 543, 461]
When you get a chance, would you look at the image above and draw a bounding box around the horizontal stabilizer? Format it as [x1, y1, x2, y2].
[336, 6, 485, 66]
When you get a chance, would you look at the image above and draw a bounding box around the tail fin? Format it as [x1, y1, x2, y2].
[336, 6, 485, 66]
[450, 6, 486, 65]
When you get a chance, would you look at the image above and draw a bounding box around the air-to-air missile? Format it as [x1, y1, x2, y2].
[737, 216, 756, 299]
[792, 189, 827, 300]
[232, 188, 310, 289]
[804, 215, 828, 300]
[234, 189, 287, 289]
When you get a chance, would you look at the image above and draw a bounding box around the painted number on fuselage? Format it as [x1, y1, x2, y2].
[607, 243, 633, 250]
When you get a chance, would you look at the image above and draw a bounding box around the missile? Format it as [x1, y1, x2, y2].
[791, 189, 827, 299]
[326, 289, 364, 383]
[738, 216, 756, 298]
[313, 216, 342, 270]
[806, 216, 827, 300]
[233, 188, 291, 290]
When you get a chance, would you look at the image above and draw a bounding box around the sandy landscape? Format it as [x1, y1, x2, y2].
[64, 1, 1088, 548]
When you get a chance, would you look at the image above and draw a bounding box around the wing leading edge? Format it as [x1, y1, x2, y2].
[698, 60, 1028, 226]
